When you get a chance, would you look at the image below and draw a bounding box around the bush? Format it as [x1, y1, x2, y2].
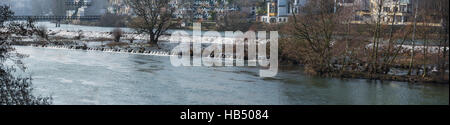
[75, 30, 84, 40]
[106, 42, 128, 48]
[7, 19, 35, 36]
[129, 37, 135, 43]
[112, 28, 123, 42]
[1, 5, 52, 105]
[34, 26, 48, 40]
[0, 5, 13, 26]
[1, 68, 52, 105]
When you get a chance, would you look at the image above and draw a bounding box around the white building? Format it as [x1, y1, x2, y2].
[370, 0, 413, 24]
[107, 0, 132, 15]
[64, 0, 107, 16]
[261, 0, 306, 23]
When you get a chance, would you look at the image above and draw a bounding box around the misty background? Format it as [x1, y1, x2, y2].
[0, 0, 108, 16]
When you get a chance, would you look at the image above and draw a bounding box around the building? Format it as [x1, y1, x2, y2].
[291, 0, 307, 14]
[350, 0, 373, 22]
[2, 0, 109, 16]
[107, 0, 132, 15]
[261, 0, 306, 23]
[370, 0, 413, 24]
[261, 0, 288, 23]
[339, 0, 414, 24]
[50, 0, 68, 16]
[258, 0, 414, 25]
[84, 0, 108, 16]
[64, 0, 107, 16]
[335, 0, 414, 25]
[334, 0, 373, 22]
[170, 0, 239, 21]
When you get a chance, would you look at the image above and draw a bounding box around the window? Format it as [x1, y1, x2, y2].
[383, 7, 390, 12]
[400, 5, 407, 12]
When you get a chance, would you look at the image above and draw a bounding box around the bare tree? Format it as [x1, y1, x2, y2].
[418, 0, 447, 78]
[335, 1, 357, 73]
[407, 0, 418, 76]
[369, 0, 384, 75]
[363, 0, 414, 75]
[279, 0, 447, 82]
[0, 5, 13, 27]
[436, 0, 449, 80]
[1, 5, 52, 105]
[126, 0, 175, 45]
[289, 0, 339, 75]
[34, 26, 49, 41]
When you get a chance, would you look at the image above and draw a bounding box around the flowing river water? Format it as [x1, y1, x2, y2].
[14, 46, 449, 105]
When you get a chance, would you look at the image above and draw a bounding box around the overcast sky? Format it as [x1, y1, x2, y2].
[1, 0, 34, 15]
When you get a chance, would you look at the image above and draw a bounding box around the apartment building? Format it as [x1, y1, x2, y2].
[261, 0, 287, 23]
[370, 0, 413, 24]
[83, 0, 108, 16]
[260, 0, 306, 23]
[341, 0, 414, 24]
[258, 0, 414, 25]
[108, 0, 132, 15]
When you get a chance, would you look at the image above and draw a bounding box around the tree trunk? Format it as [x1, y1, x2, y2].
[149, 34, 157, 44]
[408, 0, 418, 76]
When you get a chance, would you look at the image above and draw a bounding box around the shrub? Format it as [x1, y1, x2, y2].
[1, 68, 53, 105]
[34, 26, 48, 40]
[112, 28, 123, 42]
[0, 5, 13, 26]
[106, 42, 128, 48]
[129, 37, 135, 44]
[1, 5, 52, 105]
[75, 30, 84, 40]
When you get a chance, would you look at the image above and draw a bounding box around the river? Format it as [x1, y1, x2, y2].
[14, 46, 449, 105]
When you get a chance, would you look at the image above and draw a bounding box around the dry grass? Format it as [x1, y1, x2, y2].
[90, 37, 113, 42]
[106, 42, 129, 47]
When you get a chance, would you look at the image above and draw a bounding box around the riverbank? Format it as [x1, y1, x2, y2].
[277, 62, 449, 84]
[331, 71, 449, 84]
